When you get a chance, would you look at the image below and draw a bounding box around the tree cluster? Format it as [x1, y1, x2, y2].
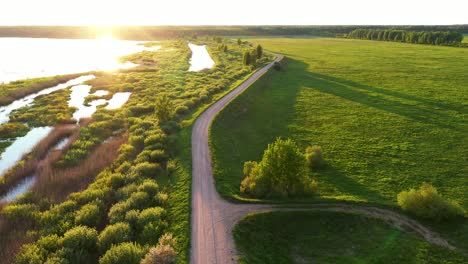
[243, 44, 263, 66]
[348, 29, 464, 46]
[240, 138, 316, 198]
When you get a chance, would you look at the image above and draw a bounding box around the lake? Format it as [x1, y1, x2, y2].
[0, 37, 158, 84]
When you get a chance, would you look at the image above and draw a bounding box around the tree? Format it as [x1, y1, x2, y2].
[237, 38, 242, 45]
[154, 95, 174, 123]
[249, 49, 257, 65]
[256, 44, 263, 59]
[240, 138, 316, 198]
[243, 51, 251, 66]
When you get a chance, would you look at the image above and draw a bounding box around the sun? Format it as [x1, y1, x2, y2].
[98, 34, 114, 42]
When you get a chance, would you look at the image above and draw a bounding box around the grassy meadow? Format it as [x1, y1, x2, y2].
[211, 38, 467, 248]
[234, 211, 468, 263]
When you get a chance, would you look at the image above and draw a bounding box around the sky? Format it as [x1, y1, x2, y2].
[1, 0, 467, 26]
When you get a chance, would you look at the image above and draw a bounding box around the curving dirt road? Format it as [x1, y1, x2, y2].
[190, 54, 457, 264]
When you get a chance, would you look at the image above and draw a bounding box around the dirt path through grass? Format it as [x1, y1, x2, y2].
[190, 53, 460, 264]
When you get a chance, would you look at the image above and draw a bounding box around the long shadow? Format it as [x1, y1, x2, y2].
[298, 70, 465, 131]
[314, 73, 467, 115]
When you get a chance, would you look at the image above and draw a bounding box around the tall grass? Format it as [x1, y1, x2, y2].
[33, 135, 127, 202]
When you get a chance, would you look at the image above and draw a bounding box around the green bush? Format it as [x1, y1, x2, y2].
[15, 244, 44, 264]
[99, 242, 145, 264]
[60, 226, 98, 262]
[138, 222, 165, 245]
[108, 201, 130, 224]
[75, 202, 101, 227]
[2, 203, 40, 222]
[128, 191, 152, 210]
[397, 183, 466, 220]
[305, 145, 324, 169]
[137, 207, 166, 228]
[150, 149, 168, 163]
[133, 162, 162, 178]
[98, 222, 132, 253]
[62, 226, 98, 251]
[240, 138, 315, 198]
[137, 180, 160, 196]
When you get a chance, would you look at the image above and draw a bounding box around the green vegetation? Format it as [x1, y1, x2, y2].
[398, 183, 465, 220]
[240, 138, 316, 198]
[10, 88, 75, 126]
[0, 37, 272, 263]
[348, 29, 464, 46]
[234, 211, 468, 263]
[211, 38, 467, 247]
[0, 74, 81, 106]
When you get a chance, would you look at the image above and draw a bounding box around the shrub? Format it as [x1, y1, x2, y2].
[273, 61, 281, 71]
[137, 180, 160, 196]
[137, 207, 166, 228]
[155, 192, 169, 206]
[75, 202, 101, 227]
[36, 234, 61, 254]
[305, 145, 324, 169]
[240, 137, 315, 198]
[98, 222, 132, 253]
[174, 105, 189, 115]
[150, 149, 168, 163]
[62, 226, 98, 251]
[99, 242, 145, 264]
[108, 201, 130, 224]
[397, 183, 466, 220]
[15, 244, 44, 264]
[140, 233, 176, 264]
[133, 162, 162, 178]
[128, 191, 152, 210]
[2, 203, 40, 222]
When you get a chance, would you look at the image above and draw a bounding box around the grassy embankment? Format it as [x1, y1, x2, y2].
[210, 38, 467, 259]
[0, 38, 272, 263]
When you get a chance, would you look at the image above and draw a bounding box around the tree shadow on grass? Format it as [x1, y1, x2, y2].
[296, 69, 465, 131]
[317, 165, 388, 204]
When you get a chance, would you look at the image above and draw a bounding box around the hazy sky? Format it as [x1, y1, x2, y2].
[1, 0, 467, 26]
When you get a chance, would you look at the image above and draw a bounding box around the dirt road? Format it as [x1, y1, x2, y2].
[190, 54, 457, 263]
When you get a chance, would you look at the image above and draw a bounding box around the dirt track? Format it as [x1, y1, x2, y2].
[190, 54, 458, 264]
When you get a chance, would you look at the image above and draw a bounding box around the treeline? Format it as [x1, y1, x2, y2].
[0, 25, 466, 40]
[348, 29, 464, 46]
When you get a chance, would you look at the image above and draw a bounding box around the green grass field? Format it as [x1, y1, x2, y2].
[234, 211, 468, 263]
[210, 38, 467, 248]
[463, 34, 468, 43]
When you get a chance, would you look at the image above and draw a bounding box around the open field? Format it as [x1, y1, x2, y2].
[211, 38, 467, 248]
[234, 211, 468, 263]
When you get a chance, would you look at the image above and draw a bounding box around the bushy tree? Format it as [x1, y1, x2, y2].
[250, 49, 257, 65]
[75, 202, 101, 227]
[237, 38, 242, 45]
[243, 51, 251, 66]
[154, 95, 174, 123]
[240, 138, 316, 198]
[397, 183, 466, 220]
[99, 242, 145, 264]
[256, 44, 263, 59]
[305, 145, 324, 169]
[98, 222, 132, 253]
